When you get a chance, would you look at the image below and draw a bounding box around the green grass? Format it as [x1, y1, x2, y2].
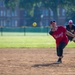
[0, 32, 48, 36]
[0, 35, 75, 48]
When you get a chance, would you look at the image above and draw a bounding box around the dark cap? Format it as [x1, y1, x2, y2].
[50, 21, 56, 24]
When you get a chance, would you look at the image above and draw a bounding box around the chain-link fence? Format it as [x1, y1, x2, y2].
[0, 27, 50, 36]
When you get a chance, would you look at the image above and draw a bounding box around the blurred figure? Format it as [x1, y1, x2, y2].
[66, 20, 75, 42]
[49, 21, 75, 64]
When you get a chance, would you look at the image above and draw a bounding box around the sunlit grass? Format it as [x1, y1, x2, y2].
[0, 35, 75, 48]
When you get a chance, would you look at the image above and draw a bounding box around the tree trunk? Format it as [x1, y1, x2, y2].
[52, 8, 58, 23]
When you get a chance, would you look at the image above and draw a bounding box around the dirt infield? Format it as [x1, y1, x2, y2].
[0, 48, 75, 75]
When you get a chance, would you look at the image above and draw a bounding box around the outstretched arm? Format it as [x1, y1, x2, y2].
[66, 30, 75, 37]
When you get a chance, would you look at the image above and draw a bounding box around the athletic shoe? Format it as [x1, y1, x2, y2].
[54, 58, 62, 64]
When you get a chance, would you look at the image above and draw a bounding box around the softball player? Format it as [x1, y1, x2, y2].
[49, 21, 75, 64]
[66, 20, 75, 42]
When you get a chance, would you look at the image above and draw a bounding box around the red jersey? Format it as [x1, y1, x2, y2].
[49, 26, 68, 48]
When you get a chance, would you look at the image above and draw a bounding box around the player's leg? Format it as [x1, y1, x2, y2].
[56, 42, 67, 63]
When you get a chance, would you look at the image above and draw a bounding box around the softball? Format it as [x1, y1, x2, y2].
[33, 22, 37, 27]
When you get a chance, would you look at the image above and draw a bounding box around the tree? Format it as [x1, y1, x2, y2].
[40, 0, 75, 23]
[4, 0, 18, 9]
[41, 0, 60, 22]
[4, 0, 75, 22]
[63, 0, 75, 22]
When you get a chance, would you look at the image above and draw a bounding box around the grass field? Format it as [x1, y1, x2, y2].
[0, 35, 75, 48]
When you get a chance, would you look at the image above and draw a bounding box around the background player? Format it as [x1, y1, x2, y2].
[66, 20, 75, 42]
[49, 21, 75, 64]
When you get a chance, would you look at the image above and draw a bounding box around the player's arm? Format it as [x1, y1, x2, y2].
[66, 30, 75, 37]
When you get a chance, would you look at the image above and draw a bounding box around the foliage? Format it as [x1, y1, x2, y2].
[4, 0, 18, 9]
[4, 0, 75, 21]
[40, 0, 75, 21]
